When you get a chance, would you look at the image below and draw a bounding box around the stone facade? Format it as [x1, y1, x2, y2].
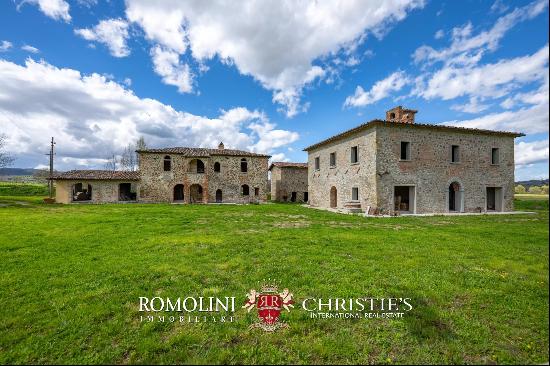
[269, 163, 308, 202]
[138, 150, 269, 204]
[304, 107, 522, 214]
[53, 145, 270, 204]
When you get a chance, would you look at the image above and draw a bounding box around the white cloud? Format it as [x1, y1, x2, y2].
[150, 46, 194, 93]
[417, 44, 548, 101]
[21, 45, 40, 53]
[19, 0, 71, 22]
[75, 18, 131, 58]
[450, 97, 490, 114]
[0, 58, 298, 170]
[344, 70, 410, 107]
[515, 139, 549, 166]
[0, 41, 13, 52]
[434, 29, 444, 39]
[413, 0, 547, 66]
[125, 0, 424, 116]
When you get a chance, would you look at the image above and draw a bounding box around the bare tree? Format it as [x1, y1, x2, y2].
[104, 153, 118, 171]
[0, 133, 15, 168]
[120, 144, 137, 171]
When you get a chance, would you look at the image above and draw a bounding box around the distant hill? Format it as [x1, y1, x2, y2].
[516, 179, 549, 188]
[0, 168, 43, 176]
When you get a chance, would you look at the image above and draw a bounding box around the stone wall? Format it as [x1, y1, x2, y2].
[375, 124, 516, 214]
[307, 129, 378, 209]
[270, 166, 308, 202]
[55, 180, 139, 204]
[138, 153, 269, 204]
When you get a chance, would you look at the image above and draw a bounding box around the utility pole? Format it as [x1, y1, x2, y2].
[45, 137, 55, 198]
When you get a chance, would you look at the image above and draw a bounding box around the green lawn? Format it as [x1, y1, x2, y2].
[0, 197, 548, 364]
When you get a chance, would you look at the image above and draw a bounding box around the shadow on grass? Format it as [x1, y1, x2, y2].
[402, 293, 456, 342]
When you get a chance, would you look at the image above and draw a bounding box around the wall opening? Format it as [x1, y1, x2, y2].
[215, 189, 222, 203]
[241, 158, 248, 172]
[72, 183, 92, 202]
[291, 192, 297, 202]
[173, 184, 184, 202]
[190, 184, 203, 203]
[303, 192, 308, 202]
[163, 155, 171, 171]
[189, 159, 205, 173]
[330, 186, 337, 208]
[119, 183, 136, 201]
[486, 187, 503, 211]
[214, 162, 221, 172]
[394, 186, 415, 214]
[242, 184, 249, 196]
[448, 182, 462, 212]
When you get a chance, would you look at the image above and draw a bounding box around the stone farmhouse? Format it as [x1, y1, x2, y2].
[53, 143, 270, 204]
[303, 106, 524, 215]
[269, 162, 308, 202]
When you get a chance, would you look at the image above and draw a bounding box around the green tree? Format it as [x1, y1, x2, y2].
[541, 185, 549, 195]
[528, 186, 542, 195]
[515, 185, 526, 194]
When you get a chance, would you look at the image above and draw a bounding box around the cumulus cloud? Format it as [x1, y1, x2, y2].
[75, 18, 131, 57]
[413, 0, 547, 66]
[0, 58, 299, 170]
[0, 41, 13, 52]
[21, 44, 40, 53]
[417, 44, 548, 101]
[150, 45, 194, 93]
[19, 0, 71, 22]
[344, 71, 410, 107]
[515, 139, 549, 166]
[124, 0, 424, 116]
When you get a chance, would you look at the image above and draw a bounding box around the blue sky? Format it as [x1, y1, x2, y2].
[0, 0, 548, 180]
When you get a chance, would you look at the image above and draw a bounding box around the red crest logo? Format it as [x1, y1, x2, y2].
[242, 282, 294, 332]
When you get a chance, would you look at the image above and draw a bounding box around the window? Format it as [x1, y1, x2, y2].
[314, 157, 320, 170]
[491, 148, 500, 165]
[163, 155, 171, 171]
[242, 184, 249, 196]
[351, 146, 358, 164]
[196, 159, 205, 173]
[451, 145, 460, 163]
[400, 141, 410, 160]
[389, 112, 396, 119]
[214, 162, 221, 172]
[329, 152, 336, 167]
[241, 158, 248, 172]
[352, 187, 359, 201]
[254, 187, 259, 196]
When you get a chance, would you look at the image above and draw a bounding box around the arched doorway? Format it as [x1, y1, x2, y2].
[173, 184, 184, 202]
[216, 189, 222, 203]
[448, 182, 462, 212]
[72, 183, 92, 202]
[190, 184, 203, 203]
[189, 159, 205, 173]
[330, 186, 337, 208]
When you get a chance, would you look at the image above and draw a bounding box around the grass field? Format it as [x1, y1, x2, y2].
[0, 194, 548, 364]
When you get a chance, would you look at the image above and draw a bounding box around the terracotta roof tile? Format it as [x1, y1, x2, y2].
[303, 120, 525, 151]
[268, 162, 308, 170]
[54, 170, 140, 180]
[136, 147, 270, 157]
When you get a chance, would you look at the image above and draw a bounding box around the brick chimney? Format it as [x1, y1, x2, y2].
[386, 106, 417, 124]
[218, 142, 225, 150]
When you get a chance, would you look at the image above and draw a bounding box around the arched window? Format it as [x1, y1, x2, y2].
[197, 159, 205, 173]
[240, 158, 248, 172]
[214, 162, 220, 172]
[390, 112, 396, 120]
[163, 155, 171, 171]
[242, 184, 249, 196]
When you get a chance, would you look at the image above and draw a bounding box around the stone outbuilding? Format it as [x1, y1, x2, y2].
[53, 170, 140, 204]
[303, 106, 524, 215]
[53, 143, 270, 204]
[269, 162, 308, 202]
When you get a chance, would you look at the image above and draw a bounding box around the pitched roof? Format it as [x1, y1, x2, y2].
[303, 119, 525, 151]
[136, 147, 270, 157]
[268, 162, 308, 170]
[53, 170, 140, 180]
